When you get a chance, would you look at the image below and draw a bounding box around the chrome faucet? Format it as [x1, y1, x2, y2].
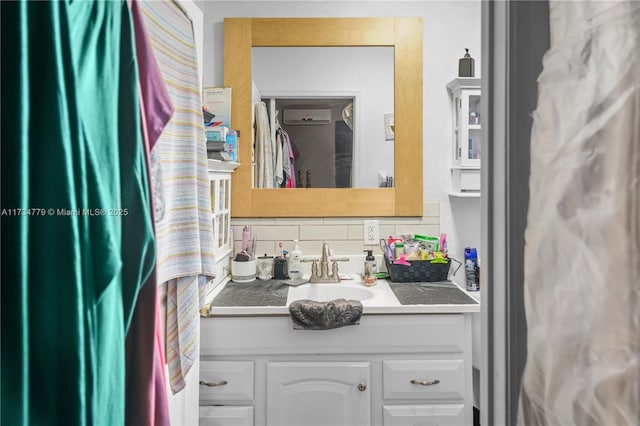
[305, 242, 349, 283]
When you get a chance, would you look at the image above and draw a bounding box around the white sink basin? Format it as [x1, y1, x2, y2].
[288, 283, 374, 303]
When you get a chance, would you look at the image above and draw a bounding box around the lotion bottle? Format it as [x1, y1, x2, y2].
[289, 240, 304, 279]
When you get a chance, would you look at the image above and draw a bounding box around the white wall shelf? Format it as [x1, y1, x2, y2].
[449, 192, 481, 198]
[205, 160, 240, 296]
[447, 78, 482, 195]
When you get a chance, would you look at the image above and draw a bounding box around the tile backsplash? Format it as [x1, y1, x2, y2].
[231, 201, 440, 265]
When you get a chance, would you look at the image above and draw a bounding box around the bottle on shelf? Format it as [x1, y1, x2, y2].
[297, 170, 304, 188]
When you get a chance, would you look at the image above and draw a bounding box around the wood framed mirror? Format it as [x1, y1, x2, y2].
[224, 17, 423, 217]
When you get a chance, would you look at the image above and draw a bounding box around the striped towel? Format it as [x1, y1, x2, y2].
[165, 275, 208, 392]
[139, 0, 215, 393]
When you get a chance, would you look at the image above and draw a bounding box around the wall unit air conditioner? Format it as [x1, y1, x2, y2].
[282, 108, 332, 125]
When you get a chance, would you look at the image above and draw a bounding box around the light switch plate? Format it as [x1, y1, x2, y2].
[363, 220, 379, 245]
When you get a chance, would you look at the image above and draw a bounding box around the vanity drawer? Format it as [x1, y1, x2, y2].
[460, 169, 480, 191]
[383, 404, 465, 426]
[200, 406, 253, 426]
[382, 360, 464, 401]
[200, 361, 254, 404]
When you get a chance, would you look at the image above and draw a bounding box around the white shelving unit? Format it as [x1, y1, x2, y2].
[447, 78, 481, 197]
[206, 159, 240, 295]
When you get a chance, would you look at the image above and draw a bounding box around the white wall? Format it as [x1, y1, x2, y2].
[199, 1, 482, 282]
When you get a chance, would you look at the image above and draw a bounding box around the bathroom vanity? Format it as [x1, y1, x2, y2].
[200, 278, 479, 426]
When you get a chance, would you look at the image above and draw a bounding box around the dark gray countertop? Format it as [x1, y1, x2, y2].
[210, 279, 289, 307]
[209, 278, 479, 308]
[387, 280, 478, 305]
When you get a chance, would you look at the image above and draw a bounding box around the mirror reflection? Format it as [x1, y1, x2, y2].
[260, 97, 354, 188]
[252, 46, 394, 189]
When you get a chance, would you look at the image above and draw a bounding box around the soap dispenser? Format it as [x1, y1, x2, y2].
[458, 48, 475, 77]
[289, 240, 304, 279]
[364, 249, 377, 274]
[363, 249, 377, 287]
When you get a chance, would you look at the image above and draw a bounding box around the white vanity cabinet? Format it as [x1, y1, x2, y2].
[200, 313, 474, 426]
[447, 78, 481, 196]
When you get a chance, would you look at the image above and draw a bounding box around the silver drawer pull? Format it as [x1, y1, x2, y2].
[357, 383, 367, 392]
[410, 379, 440, 387]
[199, 380, 228, 387]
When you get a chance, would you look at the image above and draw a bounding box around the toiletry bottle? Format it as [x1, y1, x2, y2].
[289, 240, 304, 279]
[464, 247, 479, 291]
[394, 242, 404, 259]
[297, 170, 304, 188]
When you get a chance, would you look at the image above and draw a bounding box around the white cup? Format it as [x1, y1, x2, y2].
[231, 260, 257, 283]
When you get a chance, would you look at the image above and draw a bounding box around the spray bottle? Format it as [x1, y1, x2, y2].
[464, 247, 479, 291]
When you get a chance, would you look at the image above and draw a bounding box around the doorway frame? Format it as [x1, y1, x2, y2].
[481, 1, 550, 425]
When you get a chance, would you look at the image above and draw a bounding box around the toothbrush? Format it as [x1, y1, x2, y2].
[440, 233, 447, 253]
[242, 225, 250, 253]
[250, 235, 257, 260]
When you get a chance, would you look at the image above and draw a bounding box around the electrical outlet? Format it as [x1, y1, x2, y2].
[363, 220, 379, 245]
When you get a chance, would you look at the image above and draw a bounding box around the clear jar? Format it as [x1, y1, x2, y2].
[257, 255, 274, 280]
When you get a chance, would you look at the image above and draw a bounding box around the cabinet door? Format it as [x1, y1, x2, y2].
[459, 89, 481, 168]
[200, 406, 253, 426]
[209, 171, 232, 258]
[383, 404, 465, 426]
[267, 362, 370, 426]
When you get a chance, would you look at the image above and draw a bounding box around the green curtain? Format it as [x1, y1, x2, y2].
[1, 1, 155, 424]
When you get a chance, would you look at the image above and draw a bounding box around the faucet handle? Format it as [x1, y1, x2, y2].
[331, 257, 350, 262]
[331, 261, 339, 276]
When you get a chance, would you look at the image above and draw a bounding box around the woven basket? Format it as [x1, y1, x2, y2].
[384, 258, 452, 282]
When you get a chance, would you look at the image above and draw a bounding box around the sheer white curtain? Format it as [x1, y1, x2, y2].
[519, 1, 640, 424]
